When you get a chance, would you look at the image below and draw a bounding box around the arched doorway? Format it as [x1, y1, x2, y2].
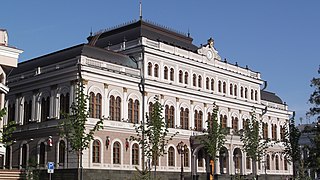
[219, 146, 229, 174]
[21, 144, 27, 169]
[233, 148, 242, 175]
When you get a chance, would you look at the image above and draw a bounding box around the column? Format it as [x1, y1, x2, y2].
[15, 97, 19, 124]
[203, 103, 207, 130]
[104, 83, 109, 119]
[123, 87, 128, 121]
[176, 98, 180, 128]
[190, 100, 194, 130]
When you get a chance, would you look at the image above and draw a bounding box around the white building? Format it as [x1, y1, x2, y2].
[6, 20, 292, 179]
[0, 29, 23, 168]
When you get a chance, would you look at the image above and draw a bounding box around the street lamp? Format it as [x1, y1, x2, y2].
[177, 141, 186, 180]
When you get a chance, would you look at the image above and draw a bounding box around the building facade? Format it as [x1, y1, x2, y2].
[5, 20, 292, 179]
[0, 29, 22, 168]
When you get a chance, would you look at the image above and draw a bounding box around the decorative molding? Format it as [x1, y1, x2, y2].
[123, 87, 127, 93]
[104, 83, 108, 89]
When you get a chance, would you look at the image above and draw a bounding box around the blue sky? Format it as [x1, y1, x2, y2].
[1, 0, 319, 123]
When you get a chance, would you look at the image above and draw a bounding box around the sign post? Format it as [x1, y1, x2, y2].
[47, 162, 54, 180]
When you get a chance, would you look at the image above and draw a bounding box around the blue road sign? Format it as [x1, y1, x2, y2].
[47, 162, 54, 173]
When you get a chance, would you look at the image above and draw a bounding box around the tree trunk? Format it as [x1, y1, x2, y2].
[77, 151, 80, 180]
[210, 159, 214, 180]
[252, 159, 257, 180]
[154, 164, 157, 180]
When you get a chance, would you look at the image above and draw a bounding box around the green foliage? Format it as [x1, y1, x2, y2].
[133, 166, 151, 180]
[0, 108, 17, 146]
[283, 112, 301, 177]
[307, 66, 320, 121]
[59, 79, 103, 153]
[305, 66, 320, 175]
[201, 103, 227, 161]
[240, 109, 271, 176]
[130, 96, 178, 178]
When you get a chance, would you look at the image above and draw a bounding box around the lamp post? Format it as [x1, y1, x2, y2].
[177, 141, 185, 180]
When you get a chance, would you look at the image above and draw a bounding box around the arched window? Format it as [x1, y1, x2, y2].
[234, 85, 238, 96]
[60, 93, 70, 118]
[198, 75, 202, 88]
[110, 96, 121, 121]
[280, 125, 285, 141]
[168, 147, 175, 166]
[194, 110, 203, 131]
[251, 89, 254, 100]
[89, 93, 102, 118]
[95, 94, 102, 118]
[240, 87, 244, 98]
[211, 79, 214, 91]
[89, 92, 95, 118]
[206, 77, 210, 90]
[147, 62, 152, 76]
[198, 149, 204, 167]
[115, 97, 121, 121]
[128, 99, 139, 123]
[184, 72, 188, 84]
[92, 140, 101, 163]
[170, 68, 174, 81]
[180, 108, 189, 130]
[113, 142, 121, 164]
[263, 123, 268, 139]
[39, 142, 46, 167]
[223, 82, 226, 94]
[132, 143, 139, 165]
[275, 155, 279, 170]
[24, 100, 32, 124]
[179, 70, 183, 83]
[272, 124, 277, 141]
[232, 117, 238, 131]
[59, 140, 66, 166]
[148, 102, 154, 121]
[246, 157, 251, 169]
[164, 66, 168, 80]
[193, 74, 197, 87]
[230, 84, 233, 95]
[220, 115, 227, 128]
[8, 103, 15, 123]
[41, 96, 50, 121]
[218, 81, 222, 93]
[184, 147, 189, 167]
[154, 64, 159, 77]
[266, 154, 270, 170]
[254, 90, 258, 101]
[165, 105, 175, 128]
[21, 144, 27, 168]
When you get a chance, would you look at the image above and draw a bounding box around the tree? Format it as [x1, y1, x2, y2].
[283, 112, 301, 179]
[59, 78, 103, 180]
[240, 109, 271, 179]
[201, 103, 227, 180]
[306, 66, 320, 177]
[0, 108, 17, 146]
[130, 96, 177, 180]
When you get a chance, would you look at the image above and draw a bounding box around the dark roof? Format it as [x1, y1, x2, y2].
[260, 90, 283, 104]
[88, 20, 199, 52]
[11, 44, 137, 76]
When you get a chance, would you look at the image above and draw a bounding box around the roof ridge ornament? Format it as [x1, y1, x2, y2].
[139, 0, 142, 20]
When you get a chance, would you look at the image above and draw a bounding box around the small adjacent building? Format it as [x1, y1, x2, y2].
[0, 29, 23, 167]
[5, 20, 292, 179]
